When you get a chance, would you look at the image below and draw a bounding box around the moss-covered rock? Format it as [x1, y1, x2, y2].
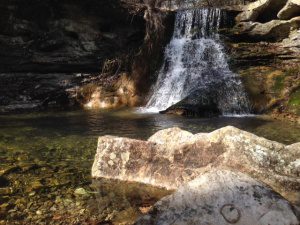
[288, 88, 300, 115]
[235, 62, 300, 115]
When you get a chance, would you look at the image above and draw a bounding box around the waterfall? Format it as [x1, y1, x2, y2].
[145, 8, 250, 115]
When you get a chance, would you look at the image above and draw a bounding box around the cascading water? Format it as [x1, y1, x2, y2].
[144, 8, 250, 115]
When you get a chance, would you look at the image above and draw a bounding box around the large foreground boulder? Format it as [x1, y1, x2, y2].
[92, 126, 300, 203]
[135, 170, 299, 225]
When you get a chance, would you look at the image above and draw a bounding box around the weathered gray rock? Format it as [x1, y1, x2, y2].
[236, 0, 269, 22]
[234, 16, 300, 41]
[92, 126, 300, 203]
[278, 0, 300, 20]
[282, 29, 300, 51]
[234, 0, 300, 41]
[236, 0, 288, 22]
[135, 170, 299, 225]
[250, 17, 300, 41]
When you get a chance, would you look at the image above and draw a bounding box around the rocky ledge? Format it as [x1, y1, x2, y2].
[225, 0, 300, 118]
[92, 126, 300, 224]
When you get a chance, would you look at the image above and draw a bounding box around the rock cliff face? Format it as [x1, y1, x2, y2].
[0, 0, 145, 112]
[0, 0, 145, 73]
[225, 0, 300, 118]
[0, 0, 173, 112]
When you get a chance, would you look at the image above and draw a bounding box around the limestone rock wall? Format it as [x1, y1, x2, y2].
[0, 0, 145, 73]
[223, 0, 300, 118]
[0, 0, 148, 112]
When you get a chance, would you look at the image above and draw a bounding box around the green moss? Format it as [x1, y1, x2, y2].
[273, 75, 285, 93]
[238, 66, 288, 112]
[288, 89, 300, 115]
[289, 89, 300, 106]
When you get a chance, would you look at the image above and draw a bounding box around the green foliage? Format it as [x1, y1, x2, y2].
[289, 89, 300, 106]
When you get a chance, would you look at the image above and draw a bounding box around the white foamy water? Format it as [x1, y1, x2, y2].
[143, 8, 250, 115]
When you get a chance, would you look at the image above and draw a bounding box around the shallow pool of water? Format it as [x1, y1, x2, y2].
[0, 109, 300, 224]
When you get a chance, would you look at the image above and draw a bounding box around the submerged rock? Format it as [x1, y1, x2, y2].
[135, 170, 299, 225]
[92, 126, 300, 203]
[74, 188, 90, 198]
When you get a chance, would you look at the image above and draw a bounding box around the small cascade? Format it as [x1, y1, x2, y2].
[145, 8, 250, 115]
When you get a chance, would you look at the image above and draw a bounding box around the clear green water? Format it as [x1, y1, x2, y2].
[0, 109, 300, 224]
[1, 109, 299, 168]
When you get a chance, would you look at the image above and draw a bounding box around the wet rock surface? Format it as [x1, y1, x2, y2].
[92, 126, 300, 204]
[135, 170, 299, 225]
[0, 73, 80, 113]
[0, 72, 140, 113]
[160, 89, 221, 117]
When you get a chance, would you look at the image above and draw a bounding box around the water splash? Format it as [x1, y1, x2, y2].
[144, 8, 250, 115]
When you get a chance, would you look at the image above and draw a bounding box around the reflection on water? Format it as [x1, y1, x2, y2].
[0, 109, 300, 224]
[1, 109, 300, 145]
